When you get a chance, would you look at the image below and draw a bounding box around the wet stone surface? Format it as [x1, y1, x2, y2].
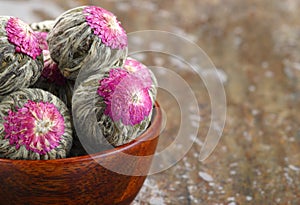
[1, 0, 300, 204]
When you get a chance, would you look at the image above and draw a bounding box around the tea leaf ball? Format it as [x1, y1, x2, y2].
[0, 88, 73, 160]
[47, 6, 128, 80]
[0, 16, 43, 97]
[72, 58, 157, 147]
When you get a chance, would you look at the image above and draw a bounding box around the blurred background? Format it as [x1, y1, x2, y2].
[1, 0, 300, 204]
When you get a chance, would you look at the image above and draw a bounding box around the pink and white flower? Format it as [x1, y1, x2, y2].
[42, 50, 67, 86]
[84, 6, 127, 50]
[3, 100, 65, 155]
[34, 31, 49, 51]
[5, 17, 42, 59]
[33, 31, 67, 86]
[124, 57, 153, 89]
[98, 68, 152, 126]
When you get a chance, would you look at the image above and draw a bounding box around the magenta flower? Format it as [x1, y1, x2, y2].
[84, 6, 127, 50]
[3, 100, 65, 155]
[5, 17, 42, 59]
[35, 31, 49, 50]
[124, 57, 153, 88]
[42, 50, 67, 86]
[98, 68, 152, 126]
[97, 68, 128, 100]
[34, 30, 67, 86]
[110, 75, 152, 126]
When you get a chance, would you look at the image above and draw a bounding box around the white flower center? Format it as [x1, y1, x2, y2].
[35, 118, 53, 135]
[105, 14, 122, 32]
[131, 91, 143, 105]
[125, 65, 137, 73]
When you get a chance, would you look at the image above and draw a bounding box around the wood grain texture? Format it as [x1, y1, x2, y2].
[0, 103, 162, 205]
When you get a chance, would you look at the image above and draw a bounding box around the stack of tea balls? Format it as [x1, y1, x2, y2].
[0, 6, 157, 160]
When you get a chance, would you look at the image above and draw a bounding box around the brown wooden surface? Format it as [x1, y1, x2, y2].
[1, 0, 300, 204]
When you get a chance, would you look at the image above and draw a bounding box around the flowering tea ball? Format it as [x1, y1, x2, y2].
[72, 59, 157, 147]
[47, 6, 128, 80]
[0, 16, 43, 97]
[0, 88, 73, 160]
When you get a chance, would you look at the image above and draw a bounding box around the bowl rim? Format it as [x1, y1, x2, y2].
[0, 102, 162, 164]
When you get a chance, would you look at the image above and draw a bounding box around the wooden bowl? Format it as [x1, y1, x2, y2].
[0, 103, 162, 205]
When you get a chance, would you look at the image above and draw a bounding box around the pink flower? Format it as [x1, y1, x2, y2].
[110, 75, 152, 125]
[35, 31, 49, 50]
[5, 17, 42, 59]
[97, 68, 128, 100]
[98, 68, 152, 126]
[3, 100, 65, 155]
[42, 50, 67, 86]
[84, 6, 127, 50]
[33, 30, 67, 86]
[124, 57, 153, 88]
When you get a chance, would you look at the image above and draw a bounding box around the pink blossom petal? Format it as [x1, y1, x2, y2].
[84, 6, 127, 49]
[98, 68, 152, 126]
[3, 100, 65, 155]
[35, 31, 49, 50]
[42, 50, 67, 86]
[97, 68, 128, 99]
[111, 76, 152, 125]
[124, 57, 153, 88]
[5, 17, 42, 59]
